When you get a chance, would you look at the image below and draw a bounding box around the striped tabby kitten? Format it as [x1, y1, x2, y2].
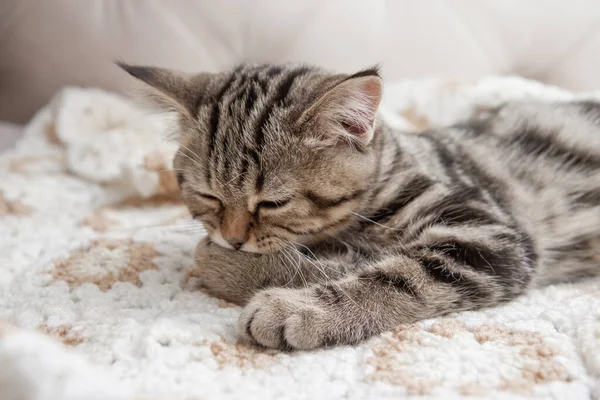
[119, 63, 600, 350]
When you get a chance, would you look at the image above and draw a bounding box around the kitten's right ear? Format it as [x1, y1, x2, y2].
[116, 62, 211, 119]
[297, 66, 382, 146]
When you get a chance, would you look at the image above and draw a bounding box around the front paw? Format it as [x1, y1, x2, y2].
[238, 287, 328, 350]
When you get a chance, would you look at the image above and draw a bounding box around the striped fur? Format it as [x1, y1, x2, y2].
[120, 63, 600, 350]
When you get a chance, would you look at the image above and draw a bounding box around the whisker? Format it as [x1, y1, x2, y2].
[272, 174, 290, 194]
[225, 171, 250, 185]
[101, 221, 206, 236]
[153, 168, 200, 175]
[289, 243, 345, 282]
[172, 226, 208, 233]
[350, 211, 401, 231]
[280, 247, 304, 288]
[288, 241, 370, 312]
[277, 241, 310, 289]
[272, 237, 311, 290]
[154, 132, 208, 173]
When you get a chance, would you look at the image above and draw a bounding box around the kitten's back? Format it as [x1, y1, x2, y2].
[454, 101, 600, 285]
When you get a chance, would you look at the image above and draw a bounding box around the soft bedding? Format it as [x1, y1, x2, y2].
[0, 78, 599, 400]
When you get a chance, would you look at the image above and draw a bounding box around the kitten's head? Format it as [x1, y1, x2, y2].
[119, 63, 382, 253]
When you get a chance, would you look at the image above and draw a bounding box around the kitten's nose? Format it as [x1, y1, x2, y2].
[221, 207, 251, 250]
[225, 237, 245, 250]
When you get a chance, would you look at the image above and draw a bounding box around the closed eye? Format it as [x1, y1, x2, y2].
[197, 192, 222, 204]
[257, 199, 290, 210]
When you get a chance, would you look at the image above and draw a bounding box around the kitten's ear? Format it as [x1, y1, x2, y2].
[300, 66, 382, 145]
[117, 62, 211, 119]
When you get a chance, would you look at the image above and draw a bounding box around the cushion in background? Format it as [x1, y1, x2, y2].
[2, 0, 600, 123]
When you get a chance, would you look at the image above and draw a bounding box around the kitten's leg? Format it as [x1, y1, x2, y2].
[239, 231, 535, 350]
[193, 238, 350, 305]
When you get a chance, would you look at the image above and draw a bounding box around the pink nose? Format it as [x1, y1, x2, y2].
[220, 207, 251, 251]
[225, 237, 245, 250]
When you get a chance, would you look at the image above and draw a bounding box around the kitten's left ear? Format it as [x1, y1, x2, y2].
[117, 62, 211, 119]
[300, 66, 382, 145]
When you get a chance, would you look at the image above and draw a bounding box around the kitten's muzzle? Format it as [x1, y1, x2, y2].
[226, 237, 245, 250]
[220, 207, 252, 251]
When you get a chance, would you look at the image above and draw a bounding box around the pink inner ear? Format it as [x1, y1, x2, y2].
[339, 77, 382, 138]
[361, 78, 382, 104]
[341, 119, 372, 136]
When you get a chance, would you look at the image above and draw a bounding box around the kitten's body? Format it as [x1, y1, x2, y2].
[358, 102, 600, 289]
[120, 63, 600, 350]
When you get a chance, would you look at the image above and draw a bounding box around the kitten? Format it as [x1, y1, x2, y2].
[119, 62, 600, 350]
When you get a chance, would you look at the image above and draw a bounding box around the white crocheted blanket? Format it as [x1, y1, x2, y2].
[1, 78, 600, 400]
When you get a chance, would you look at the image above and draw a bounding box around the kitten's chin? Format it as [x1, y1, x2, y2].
[241, 240, 287, 254]
[208, 232, 236, 251]
[239, 244, 267, 254]
[206, 232, 283, 254]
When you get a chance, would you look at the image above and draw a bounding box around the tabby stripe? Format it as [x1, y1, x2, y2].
[255, 171, 265, 192]
[265, 65, 283, 78]
[206, 69, 242, 182]
[570, 188, 600, 208]
[415, 188, 500, 228]
[427, 240, 508, 277]
[254, 67, 310, 150]
[244, 83, 258, 115]
[576, 101, 600, 121]
[206, 102, 220, 185]
[548, 234, 597, 261]
[305, 189, 366, 209]
[256, 76, 269, 94]
[208, 69, 242, 149]
[218, 124, 233, 180]
[271, 214, 353, 236]
[419, 256, 489, 301]
[370, 134, 402, 201]
[436, 202, 500, 227]
[253, 65, 276, 93]
[272, 66, 311, 107]
[369, 175, 434, 223]
[455, 148, 511, 213]
[243, 147, 263, 190]
[238, 156, 249, 185]
[450, 149, 525, 265]
[492, 231, 521, 243]
[247, 148, 261, 166]
[251, 67, 311, 190]
[359, 269, 419, 298]
[398, 212, 439, 243]
[391, 135, 403, 164]
[423, 135, 464, 185]
[510, 127, 600, 170]
[400, 187, 479, 236]
[366, 126, 387, 202]
[270, 223, 304, 235]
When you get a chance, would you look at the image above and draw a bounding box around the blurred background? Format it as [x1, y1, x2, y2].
[2, 0, 600, 147]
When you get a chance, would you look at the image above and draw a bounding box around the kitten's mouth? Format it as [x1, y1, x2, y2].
[208, 231, 283, 254]
[236, 244, 265, 254]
